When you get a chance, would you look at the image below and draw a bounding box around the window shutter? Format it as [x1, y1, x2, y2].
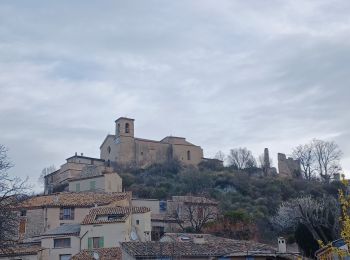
[59, 208, 64, 220]
[19, 219, 26, 234]
[99, 237, 104, 248]
[71, 208, 75, 220]
[88, 238, 92, 249]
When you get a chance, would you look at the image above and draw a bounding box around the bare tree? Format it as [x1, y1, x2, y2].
[214, 151, 226, 162]
[169, 197, 218, 232]
[0, 145, 29, 250]
[292, 144, 315, 180]
[258, 153, 273, 176]
[312, 139, 342, 183]
[272, 196, 340, 244]
[38, 165, 56, 186]
[228, 147, 256, 170]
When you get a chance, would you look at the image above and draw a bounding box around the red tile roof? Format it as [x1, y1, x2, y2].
[82, 206, 150, 225]
[17, 192, 131, 209]
[121, 235, 279, 258]
[0, 243, 42, 257]
[72, 247, 122, 260]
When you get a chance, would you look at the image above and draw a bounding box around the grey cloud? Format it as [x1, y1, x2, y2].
[0, 0, 350, 190]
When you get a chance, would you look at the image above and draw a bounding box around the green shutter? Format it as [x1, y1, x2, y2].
[88, 238, 92, 249]
[76, 183, 80, 192]
[99, 237, 104, 248]
[90, 181, 96, 191]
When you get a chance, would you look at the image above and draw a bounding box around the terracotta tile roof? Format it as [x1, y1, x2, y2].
[72, 247, 122, 260]
[121, 236, 278, 258]
[17, 192, 131, 209]
[82, 206, 150, 225]
[151, 213, 178, 223]
[170, 196, 219, 205]
[0, 243, 42, 257]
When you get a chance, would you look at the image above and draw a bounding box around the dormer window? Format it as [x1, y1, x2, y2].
[95, 213, 125, 221]
[125, 123, 130, 133]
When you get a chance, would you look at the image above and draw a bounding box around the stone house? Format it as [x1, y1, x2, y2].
[132, 196, 219, 240]
[80, 206, 151, 250]
[44, 154, 106, 194]
[68, 169, 122, 193]
[16, 192, 131, 240]
[39, 224, 81, 260]
[100, 117, 204, 168]
[166, 196, 219, 230]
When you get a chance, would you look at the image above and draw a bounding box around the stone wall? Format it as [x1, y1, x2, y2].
[278, 153, 301, 178]
[22, 209, 45, 239]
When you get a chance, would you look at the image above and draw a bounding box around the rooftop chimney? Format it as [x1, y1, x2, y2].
[81, 153, 84, 156]
[193, 234, 205, 244]
[278, 237, 287, 253]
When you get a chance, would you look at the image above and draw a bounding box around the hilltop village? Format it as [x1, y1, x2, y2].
[1, 117, 314, 260]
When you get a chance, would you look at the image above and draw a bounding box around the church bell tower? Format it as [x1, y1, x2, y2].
[115, 117, 135, 138]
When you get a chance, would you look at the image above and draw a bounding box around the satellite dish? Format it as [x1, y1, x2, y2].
[130, 231, 138, 241]
[93, 252, 100, 260]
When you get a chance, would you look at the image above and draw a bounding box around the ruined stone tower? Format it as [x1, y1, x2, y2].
[277, 153, 301, 178]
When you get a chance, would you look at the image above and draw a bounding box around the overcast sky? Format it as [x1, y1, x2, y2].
[1, 0, 350, 190]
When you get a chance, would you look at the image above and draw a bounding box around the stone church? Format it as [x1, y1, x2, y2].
[100, 117, 204, 168]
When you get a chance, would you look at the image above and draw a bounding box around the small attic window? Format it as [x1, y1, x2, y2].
[180, 236, 191, 241]
[125, 123, 130, 133]
[107, 146, 111, 154]
[96, 213, 125, 221]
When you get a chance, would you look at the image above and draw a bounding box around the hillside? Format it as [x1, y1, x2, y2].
[119, 160, 343, 256]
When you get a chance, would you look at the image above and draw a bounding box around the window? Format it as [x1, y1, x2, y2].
[117, 123, 120, 135]
[90, 181, 96, 191]
[151, 226, 165, 241]
[75, 183, 80, 192]
[107, 146, 111, 154]
[125, 123, 129, 133]
[59, 208, 75, 220]
[54, 238, 71, 248]
[60, 254, 72, 260]
[159, 201, 167, 213]
[88, 237, 104, 249]
[107, 213, 124, 220]
[187, 150, 191, 160]
[19, 219, 26, 234]
[136, 220, 140, 225]
[20, 210, 26, 216]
